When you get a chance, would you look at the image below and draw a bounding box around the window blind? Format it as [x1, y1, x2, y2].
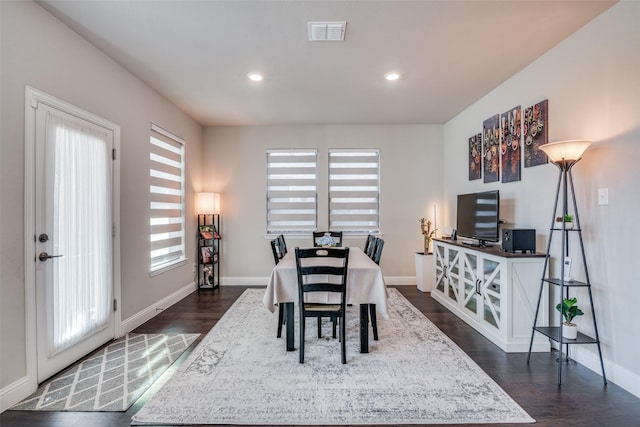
[329, 149, 380, 234]
[266, 149, 317, 234]
[149, 124, 185, 273]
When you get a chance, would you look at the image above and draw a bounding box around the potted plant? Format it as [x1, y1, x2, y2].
[555, 213, 574, 229]
[415, 218, 437, 292]
[556, 297, 583, 339]
[419, 218, 437, 254]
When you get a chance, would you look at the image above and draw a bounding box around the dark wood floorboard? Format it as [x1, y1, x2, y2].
[3, 286, 639, 426]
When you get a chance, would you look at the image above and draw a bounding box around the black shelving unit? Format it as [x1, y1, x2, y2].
[527, 158, 606, 386]
[197, 214, 220, 290]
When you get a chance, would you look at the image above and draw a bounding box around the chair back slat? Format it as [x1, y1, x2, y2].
[364, 234, 375, 254]
[372, 238, 384, 265]
[277, 234, 287, 254]
[270, 238, 285, 265]
[366, 237, 377, 258]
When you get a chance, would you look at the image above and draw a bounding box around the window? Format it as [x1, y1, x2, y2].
[329, 149, 380, 234]
[149, 124, 186, 273]
[266, 149, 317, 234]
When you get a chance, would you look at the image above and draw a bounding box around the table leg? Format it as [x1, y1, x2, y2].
[285, 302, 294, 351]
[360, 304, 369, 353]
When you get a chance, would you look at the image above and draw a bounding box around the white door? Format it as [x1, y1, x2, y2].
[33, 102, 116, 382]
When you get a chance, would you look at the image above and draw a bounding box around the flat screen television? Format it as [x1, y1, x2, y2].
[456, 190, 500, 247]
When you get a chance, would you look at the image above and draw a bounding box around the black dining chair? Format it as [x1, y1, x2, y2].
[366, 236, 377, 258]
[372, 237, 384, 265]
[277, 234, 287, 255]
[270, 238, 285, 265]
[366, 237, 384, 341]
[295, 247, 350, 364]
[270, 239, 286, 338]
[363, 234, 375, 255]
[313, 231, 343, 247]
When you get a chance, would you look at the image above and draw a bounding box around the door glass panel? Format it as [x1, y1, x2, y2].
[464, 282, 477, 313]
[448, 248, 459, 276]
[448, 276, 458, 302]
[462, 253, 477, 313]
[482, 259, 501, 329]
[435, 245, 445, 293]
[46, 113, 113, 356]
[483, 294, 500, 328]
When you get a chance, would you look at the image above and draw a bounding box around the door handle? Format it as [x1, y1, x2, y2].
[38, 252, 63, 262]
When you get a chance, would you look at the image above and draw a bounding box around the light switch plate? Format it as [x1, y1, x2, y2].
[598, 188, 608, 205]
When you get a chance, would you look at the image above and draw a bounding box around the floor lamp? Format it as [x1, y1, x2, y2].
[538, 140, 592, 281]
[530, 140, 607, 386]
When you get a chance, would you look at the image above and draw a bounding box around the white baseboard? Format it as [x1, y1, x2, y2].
[221, 276, 416, 287]
[0, 376, 31, 413]
[120, 281, 197, 334]
[570, 345, 640, 399]
[384, 276, 415, 286]
[222, 277, 269, 287]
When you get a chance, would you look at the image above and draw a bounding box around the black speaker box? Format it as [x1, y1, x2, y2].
[502, 229, 536, 253]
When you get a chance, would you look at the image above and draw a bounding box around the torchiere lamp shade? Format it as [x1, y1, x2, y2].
[538, 140, 592, 168]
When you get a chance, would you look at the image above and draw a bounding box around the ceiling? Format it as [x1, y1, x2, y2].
[38, 0, 616, 126]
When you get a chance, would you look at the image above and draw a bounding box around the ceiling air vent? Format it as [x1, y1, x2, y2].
[308, 21, 346, 41]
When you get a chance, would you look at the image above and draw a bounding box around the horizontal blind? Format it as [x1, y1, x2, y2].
[266, 149, 317, 234]
[150, 124, 185, 272]
[329, 149, 380, 234]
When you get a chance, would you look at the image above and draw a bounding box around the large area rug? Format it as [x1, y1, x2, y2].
[11, 333, 199, 411]
[132, 289, 534, 425]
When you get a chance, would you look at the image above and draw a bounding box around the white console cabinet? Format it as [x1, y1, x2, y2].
[432, 239, 549, 352]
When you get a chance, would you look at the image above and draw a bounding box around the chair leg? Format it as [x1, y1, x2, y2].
[340, 313, 346, 364]
[369, 304, 379, 341]
[277, 304, 284, 338]
[299, 315, 305, 364]
[332, 317, 337, 339]
[317, 317, 322, 338]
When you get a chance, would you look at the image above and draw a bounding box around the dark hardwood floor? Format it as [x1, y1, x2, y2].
[3, 286, 639, 427]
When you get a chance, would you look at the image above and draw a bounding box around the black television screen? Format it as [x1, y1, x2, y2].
[456, 190, 500, 247]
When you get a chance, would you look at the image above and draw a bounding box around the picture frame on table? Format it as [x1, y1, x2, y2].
[201, 246, 212, 263]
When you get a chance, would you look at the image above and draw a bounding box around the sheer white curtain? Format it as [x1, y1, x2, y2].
[46, 113, 112, 356]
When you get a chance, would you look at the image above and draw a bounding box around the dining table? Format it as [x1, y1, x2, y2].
[263, 246, 389, 353]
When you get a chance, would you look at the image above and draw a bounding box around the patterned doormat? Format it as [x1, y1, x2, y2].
[11, 333, 199, 412]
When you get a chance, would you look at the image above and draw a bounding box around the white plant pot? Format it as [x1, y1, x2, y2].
[415, 252, 434, 292]
[562, 322, 578, 340]
[555, 221, 574, 230]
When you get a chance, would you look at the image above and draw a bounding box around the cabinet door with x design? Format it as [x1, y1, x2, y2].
[432, 239, 548, 353]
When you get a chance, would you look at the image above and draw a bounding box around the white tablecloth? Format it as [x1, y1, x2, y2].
[263, 246, 389, 319]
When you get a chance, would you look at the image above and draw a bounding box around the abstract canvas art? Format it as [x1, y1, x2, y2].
[468, 133, 482, 181]
[483, 114, 500, 183]
[524, 99, 548, 167]
[501, 105, 522, 183]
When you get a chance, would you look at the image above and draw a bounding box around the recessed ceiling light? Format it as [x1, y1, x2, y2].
[247, 72, 263, 82]
[384, 72, 400, 81]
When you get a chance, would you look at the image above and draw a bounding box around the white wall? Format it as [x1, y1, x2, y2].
[0, 0, 203, 401]
[443, 1, 640, 396]
[203, 125, 443, 281]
